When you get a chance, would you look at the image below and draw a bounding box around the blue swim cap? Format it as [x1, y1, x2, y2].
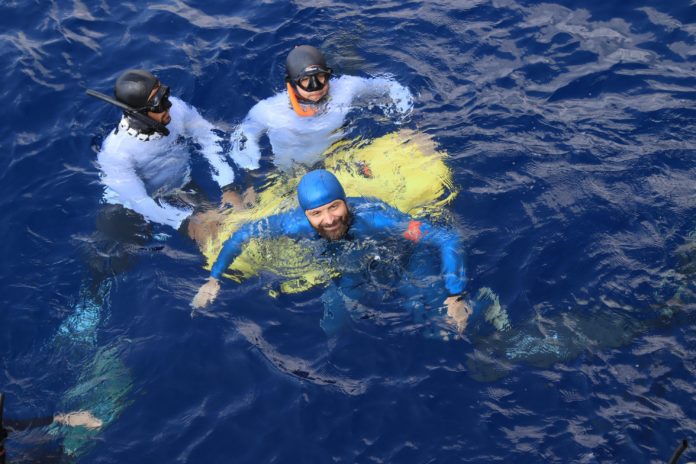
[297, 170, 346, 210]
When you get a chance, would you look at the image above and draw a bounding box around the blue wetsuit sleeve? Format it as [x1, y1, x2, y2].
[421, 223, 467, 296]
[361, 201, 466, 295]
[210, 222, 256, 279]
[210, 209, 310, 279]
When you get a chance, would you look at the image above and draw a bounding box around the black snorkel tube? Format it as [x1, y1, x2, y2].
[86, 89, 170, 137]
[1, 392, 7, 464]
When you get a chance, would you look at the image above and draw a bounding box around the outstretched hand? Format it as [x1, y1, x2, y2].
[54, 411, 103, 429]
[444, 295, 473, 334]
[192, 277, 221, 309]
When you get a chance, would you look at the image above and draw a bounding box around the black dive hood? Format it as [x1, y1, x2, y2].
[86, 89, 170, 137]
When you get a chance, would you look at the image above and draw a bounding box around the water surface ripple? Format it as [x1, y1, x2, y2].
[1, 0, 695, 463]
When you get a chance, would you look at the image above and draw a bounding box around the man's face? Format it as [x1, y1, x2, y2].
[304, 199, 350, 240]
[295, 74, 330, 102]
[146, 83, 172, 125]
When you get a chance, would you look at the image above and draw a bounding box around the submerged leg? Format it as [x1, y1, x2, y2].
[320, 284, 352, 337]
[28, 277, 132, 459]
[186, 209, 226, 248]
[187, 186, 259, 248]
[399, 248, 447, 338]
[400, 247, 508, 339]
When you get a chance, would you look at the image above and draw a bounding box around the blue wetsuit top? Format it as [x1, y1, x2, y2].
[210, 197, 466, 295]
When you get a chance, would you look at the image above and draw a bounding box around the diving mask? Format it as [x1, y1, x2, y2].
[144, 85, 172, 113]
[294, 66, 332, 92]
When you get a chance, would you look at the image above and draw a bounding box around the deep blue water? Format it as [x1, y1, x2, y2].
[2, 0, 696, 462]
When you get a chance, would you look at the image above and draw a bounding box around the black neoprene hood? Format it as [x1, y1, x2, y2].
[114, 69, 158, 108]
[286, 45, 329, 81]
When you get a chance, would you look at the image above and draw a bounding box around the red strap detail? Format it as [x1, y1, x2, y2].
[360, 162, 373, 178]
[403, 220, 423, 243]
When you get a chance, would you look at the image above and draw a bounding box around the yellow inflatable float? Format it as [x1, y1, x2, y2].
[194, 130, 456, 294]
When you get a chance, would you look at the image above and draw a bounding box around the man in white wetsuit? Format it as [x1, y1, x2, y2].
[91, 69, 237, 230]
[231, 45, 414, 172]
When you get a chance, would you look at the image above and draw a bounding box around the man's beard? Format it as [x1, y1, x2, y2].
[314, 210, 351, 241]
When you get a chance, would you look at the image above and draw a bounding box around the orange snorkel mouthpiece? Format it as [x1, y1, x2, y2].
[287, 82, 318, 117]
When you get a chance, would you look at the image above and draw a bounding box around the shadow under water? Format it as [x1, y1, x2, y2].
[466, 241, 696, 382]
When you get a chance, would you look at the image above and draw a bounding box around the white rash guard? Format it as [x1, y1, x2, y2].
[97, 97, 235, 229]
[230, 75, 413, 172]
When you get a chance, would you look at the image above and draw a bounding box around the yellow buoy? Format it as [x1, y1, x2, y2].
[197, 130, 456, 294]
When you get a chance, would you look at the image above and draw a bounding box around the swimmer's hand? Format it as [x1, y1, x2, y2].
[444, 295, 473, 334]
[192, 277, 221, 309]
[54, 411, 103, 429]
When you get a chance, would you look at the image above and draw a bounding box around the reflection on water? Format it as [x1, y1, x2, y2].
[3, 0, 696, 461]
[234, 317, 368, 396]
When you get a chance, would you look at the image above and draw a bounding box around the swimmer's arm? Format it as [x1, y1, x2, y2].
[417, 226, 471, 333]
[210, 211, 309, 278]
[417, 222, 467, 296]
[344, 75, 414, 116]
[367, 204, 469, 332]
[179, 99, 236, 188]
[365, 204, 466, 295]
[193, 211, 309, 308]
[209, 221, 259, 281]
[230, 109, 267, 171]
[98, 150, 191, 229]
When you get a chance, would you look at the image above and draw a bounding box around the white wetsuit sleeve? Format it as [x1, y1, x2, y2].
[230, 104, 267, 171]
[344, 75, 414, 119]
[180, 101, 236, 188]
[98, 146, 191, 230]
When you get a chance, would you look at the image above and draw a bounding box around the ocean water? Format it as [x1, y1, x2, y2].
[1, 0, 695, 463]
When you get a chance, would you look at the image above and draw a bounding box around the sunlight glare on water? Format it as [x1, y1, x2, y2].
[0, 0, 695, 463]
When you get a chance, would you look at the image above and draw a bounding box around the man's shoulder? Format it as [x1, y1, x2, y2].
[349, 197, 399, 218]
[250, 92, 288, 112]
[99, 129, 134, 158]
[349, 196, 390, 211]
[169, 96, 202, 130]
[170, 95, 199, 114]
[98, 122, 170, 162]
[345, 198, 410, 238]
[329, 75, 363, 94]
[333, 74, 363, 85]
[257, 207, 312, 233]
